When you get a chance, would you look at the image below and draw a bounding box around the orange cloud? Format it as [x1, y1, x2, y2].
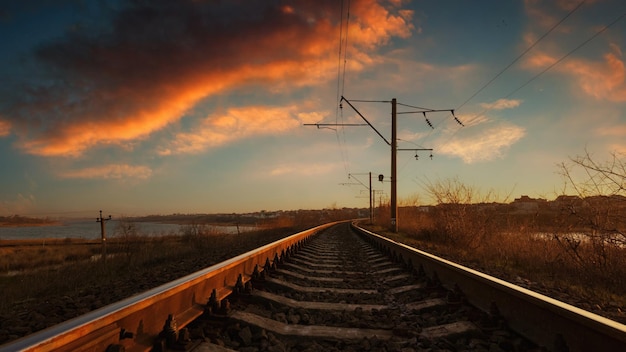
[159, 105, 308, 155]
[562, 51, 626, 102]
[523, 0, 584, 33]
[0, 119, 10, 137]
[4, 1, 414, 158]
[595, 125, 626, 137]
[58, 164, 153, 180]
[524, 45, 626, 102]
[524, 0, 563, 32]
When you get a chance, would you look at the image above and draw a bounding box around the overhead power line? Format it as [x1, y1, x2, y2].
[307, 97, 463, 233]
[462, 9, 626, 127]
[504, 11, 626, 101]
[455, 0, 586, 112]
[333, 0, 352, 176]
[437, 9, 626, 153]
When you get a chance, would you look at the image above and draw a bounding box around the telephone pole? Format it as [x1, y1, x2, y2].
[369, 171, 373, 223]
[305, 96, 460, 233]
[391, 99, 398, 232]
[97, 210, 112, 262]
[346, 172, 375, 224]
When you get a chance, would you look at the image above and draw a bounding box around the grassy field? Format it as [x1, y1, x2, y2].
[368, 204, 626, 323]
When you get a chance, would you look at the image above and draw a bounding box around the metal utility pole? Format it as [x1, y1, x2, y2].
[391, 99, 398, 232]
[344, 172, 376, 224]
[369, 171, 373, 224]
[306, 96, 460, 233]
[97, 210, 112, 262]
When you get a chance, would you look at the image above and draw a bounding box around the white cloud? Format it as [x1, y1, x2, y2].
[438, 124, 526, 163]
[269, 162, 340, 176]
[479, 99, 523, 110]
[58, 164, 153, 180]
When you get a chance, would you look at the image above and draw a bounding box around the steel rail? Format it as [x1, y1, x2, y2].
[0, 221, 344, 352]
[351, 222, 626, 352]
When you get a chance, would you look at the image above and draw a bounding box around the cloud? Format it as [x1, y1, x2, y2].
[438, 124, 526, 163]
[595, 124, 626, 137]
[479, 99, 523, 110]
[2, 0, 414, 157]
[0, 119, 10, 137]
[562, 51, 626, 102]
[520, 0, 626, 102]
[159, 105, 309, 155]
[523, 46, 626, 102]
[269, 162, 340, 176]
[0, 194, 35, 215]
[58, 164, 153, 180]
[523, 0, 588, 34]
[609, 143, 626, 155]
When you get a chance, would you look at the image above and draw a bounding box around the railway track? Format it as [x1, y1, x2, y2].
[1, 221, 625, 351]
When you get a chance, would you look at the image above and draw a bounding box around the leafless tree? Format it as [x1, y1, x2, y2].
[555, 150, 626, 276]
[419, 177, 511, 248]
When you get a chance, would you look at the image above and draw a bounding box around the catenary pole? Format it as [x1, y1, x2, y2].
[391, 98, 398, 232]
[369, 172, 373, 224]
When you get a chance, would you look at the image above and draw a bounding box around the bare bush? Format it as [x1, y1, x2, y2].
[555, 150, 626, 284]
[418, 177, 510, 248]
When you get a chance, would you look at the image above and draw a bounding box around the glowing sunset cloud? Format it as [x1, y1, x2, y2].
[2, 0, 624, 216]
[562, 50, 626, 102]
[160, 105, 308, 155]
[522, 47, 626, 102]
[2, 0, 414, 158]
[0, 119, 10, 137]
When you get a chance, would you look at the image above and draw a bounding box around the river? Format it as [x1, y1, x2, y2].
[0, 219, 251, 240]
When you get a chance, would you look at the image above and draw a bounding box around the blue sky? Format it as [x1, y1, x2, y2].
[0, 0, 625, 217]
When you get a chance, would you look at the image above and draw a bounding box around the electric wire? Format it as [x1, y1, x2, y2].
[441, 10, 626, 151]
[396, 102, 436, 111]
[348, 99, 392, 103]
[340, 0, 352, 176]
[334, 0, 352, 176]
[465, 9, 626, 126]
[503, 11, 626, 102]
[455, 0, 586, 112]
[334, 0, 349, 175]
[341, 0, 351, 99]
[335, 0, 344, 124]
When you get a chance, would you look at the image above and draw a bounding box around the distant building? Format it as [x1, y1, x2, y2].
[512, 195, 546, 212]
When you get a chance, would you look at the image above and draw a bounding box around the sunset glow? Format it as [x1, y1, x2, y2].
[0, 0, 624, 216]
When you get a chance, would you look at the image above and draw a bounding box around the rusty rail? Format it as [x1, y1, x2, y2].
[351, 223, 626, 352]
[0, 222, 343, 352]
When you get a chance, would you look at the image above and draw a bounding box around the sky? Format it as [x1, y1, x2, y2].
[0, 0, 625, 217]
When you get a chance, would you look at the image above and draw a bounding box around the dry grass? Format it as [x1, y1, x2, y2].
[369, 205, 626, 321]
[0, 209, 343, 316]
[0, 239, 100, 272]
[0, 236, 180, 311]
